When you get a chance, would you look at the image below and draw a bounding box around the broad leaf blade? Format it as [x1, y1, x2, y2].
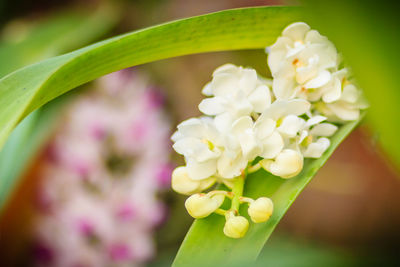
[0, 6, 303, 149]
[173, 116, 362, 266]
[0, 5, 118, 78]
[0, 7, 118, 210]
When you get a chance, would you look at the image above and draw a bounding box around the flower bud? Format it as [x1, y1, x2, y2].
[223, 214, 249, 238]
[248, 197, 273, 223]
[185, 194, 224, 219]
[260, 149, 303, 178]
[171, 166, 215, 195]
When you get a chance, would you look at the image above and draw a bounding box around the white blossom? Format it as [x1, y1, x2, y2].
[199, 64, 272, 132]
[314, 69, 368, 122]
[172, 117, 223, 180]
[297, 115, 338, 158]
[268, 22, 338, 101]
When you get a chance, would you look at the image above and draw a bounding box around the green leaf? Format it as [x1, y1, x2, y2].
[0, 7, 118, 210]
[173, 115, 363, 266]
[0, 99, 65, 211]
[0, 5, 119, 78]
[0, 6, 303, 150]
[300, 0, 400, 169]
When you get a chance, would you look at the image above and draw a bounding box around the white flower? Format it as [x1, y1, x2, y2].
[314, 69, 368, 122]
[172, 117, 223, 180]
[199, 64, 272, 132]
[172, 117, 249, 180]
[267, 22, 338, 101]
[259, 99, 310, 137]
[297, 115, 338, 158]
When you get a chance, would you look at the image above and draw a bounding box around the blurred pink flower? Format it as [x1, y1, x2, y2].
[33, 69, 172, 267]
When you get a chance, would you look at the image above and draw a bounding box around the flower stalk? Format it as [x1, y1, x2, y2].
[230, 174, 245, 213]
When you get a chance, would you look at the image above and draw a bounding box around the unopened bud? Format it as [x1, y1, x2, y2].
[260, 149, 303, 178]
[248, 197, 273, 223]
[223, 214, 249, 238]
[185, 194, 224, 219]
[171, 166, 215, 195]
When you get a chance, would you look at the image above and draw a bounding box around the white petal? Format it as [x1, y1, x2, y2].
[240, 133, 261, 160]
[298, 130, 309, 143]
[238, 68, 258, 95]
[263, 99, 310, 120]
[248, 85, 271, 113]
[327, 102, 360, 121]
[214, 112, 234, 133]
[217, 152, 247, 179]
[198, 97, 226, 115]
[277, 115, 306, 138]
[306, 115, 326, 127]
[260, 131, 284, 159]
[186, 158, 217, 180]
[272, 64, 297, 99]
[260, 149, 303, 178]
[282, 22, 310, 41]
[212, 73, 238, 96]
[268, 36, 292, 74]
[176, 118, 204, 138]
[303, 137, 330, 158]
[310, 123, 338, 137]
[231, 92, 253, 116]
[305, 29, 327, 44]
[213, 63, 238, 75]
[232, 117, 261, 160]
[341, 84, 359, 103]
[322, 77, 342, 103]
[173, 137, 219, 162]
[202, 82, 213, 96]
[171, 131, 183, 142]
[295, 57, 319, 84]
[304, 70, 331, 89]
[255, 117, 276, 140]
[232, 116, 253, 135]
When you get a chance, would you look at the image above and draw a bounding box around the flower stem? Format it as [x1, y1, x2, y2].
[230, 172, 246, 213]
[214, 208, 228, 216]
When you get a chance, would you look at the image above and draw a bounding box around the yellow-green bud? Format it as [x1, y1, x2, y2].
[260, 149, 303, 178]
[223, 215, 249, 238]
[171, 166, 215, 195]
[185, 193, 224, 219]
[248, 197, 273, 223]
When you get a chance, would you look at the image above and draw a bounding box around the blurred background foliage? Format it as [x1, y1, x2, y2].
[0, 0, 399, 266]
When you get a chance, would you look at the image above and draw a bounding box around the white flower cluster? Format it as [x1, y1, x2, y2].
[171, 22, 367, 238]
[268, 22, 368, 122]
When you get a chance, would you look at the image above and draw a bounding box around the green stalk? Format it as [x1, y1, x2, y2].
[230, 173, 246, 213]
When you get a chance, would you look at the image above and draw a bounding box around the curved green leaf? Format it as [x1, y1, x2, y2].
[0, 7, 118, 210]
[0, 6, 303, 149]
[0, 5, 118, 78]
[173, 116, 363, 266]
